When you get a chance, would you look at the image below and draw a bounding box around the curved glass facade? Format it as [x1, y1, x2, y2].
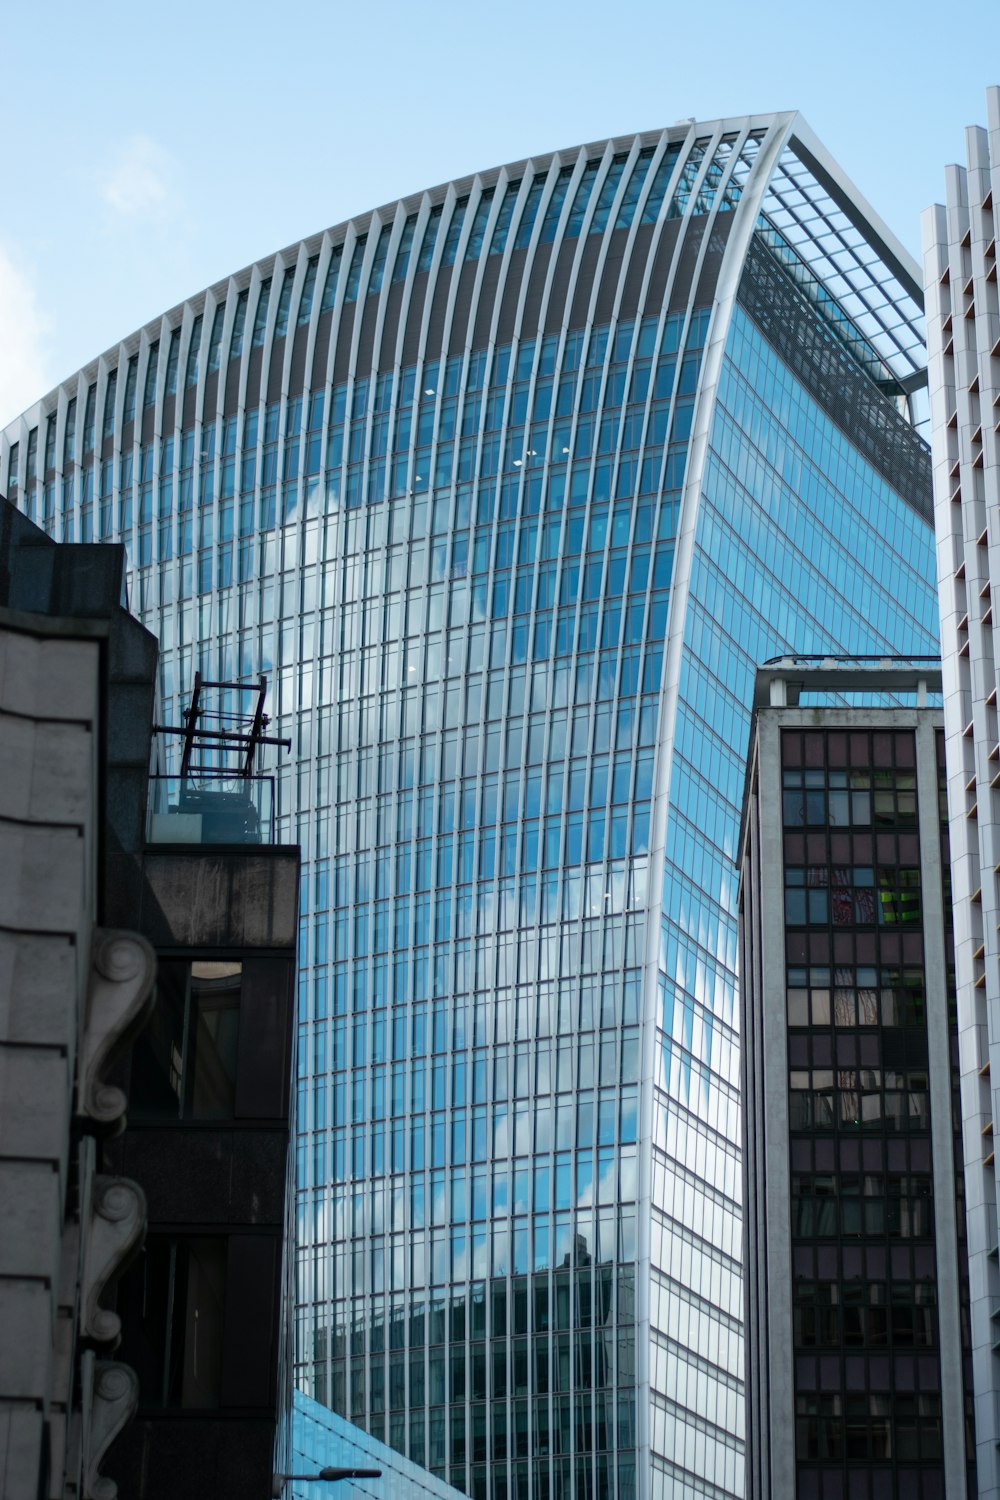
[2, 113, 939, 1500]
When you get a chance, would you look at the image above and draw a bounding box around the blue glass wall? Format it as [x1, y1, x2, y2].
[289, 303, 706, 1500]
[291, 1389, 466, 1498]
[647, 295, 938, 1495]
[0, 115, 937, 1500]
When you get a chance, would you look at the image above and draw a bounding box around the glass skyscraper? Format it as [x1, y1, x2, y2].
[2, 112, 940, 1499]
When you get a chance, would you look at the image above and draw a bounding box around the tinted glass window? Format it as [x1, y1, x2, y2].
[131, 959, 241, 1120]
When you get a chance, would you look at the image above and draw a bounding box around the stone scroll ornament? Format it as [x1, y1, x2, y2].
[82, 1356, 139, 1500]
[78, 929, 156, 1127]
[81, 1174, 148, 1345]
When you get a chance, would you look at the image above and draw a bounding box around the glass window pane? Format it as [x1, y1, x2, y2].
[188, 961, 242, 1118]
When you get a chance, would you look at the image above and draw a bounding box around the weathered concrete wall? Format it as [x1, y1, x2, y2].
[0, 613, 100, 1500]
[138, 848, 300, 949]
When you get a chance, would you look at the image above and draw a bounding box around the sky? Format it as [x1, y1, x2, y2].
[2, 0, 998, 428]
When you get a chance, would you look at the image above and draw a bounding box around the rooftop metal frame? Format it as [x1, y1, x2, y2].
[153, 672, 291, 781]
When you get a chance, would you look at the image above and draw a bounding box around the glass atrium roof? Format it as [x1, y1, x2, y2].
[758, 141, 926, 390]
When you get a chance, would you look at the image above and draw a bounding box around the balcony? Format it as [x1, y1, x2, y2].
[146, 771, 276, 845]
[146, 673, 288, 848]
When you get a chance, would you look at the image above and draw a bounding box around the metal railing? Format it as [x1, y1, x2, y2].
[146, 771, 276, 845]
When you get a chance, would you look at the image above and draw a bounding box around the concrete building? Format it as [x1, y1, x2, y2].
[0, 497, 157, 1499]
[0, 496, 300, 1499]
[104, 779, 301, 1496]
[2, 113, 942, 1498]
[923, 85, 1000, 1498]
[738, 659, 975, 1500]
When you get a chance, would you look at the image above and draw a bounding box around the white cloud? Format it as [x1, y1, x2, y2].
[99, 134, 178, 221]
[0, 242, 50, 427]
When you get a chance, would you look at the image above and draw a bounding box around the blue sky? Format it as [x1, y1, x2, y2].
[3, 0, 998, 425]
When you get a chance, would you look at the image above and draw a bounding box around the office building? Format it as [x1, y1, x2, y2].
[0, 497, 300, 1500]
[923, 85, 1000, 1499]
[738, 658, 974, 1500]
[1, 112, 940, 1498]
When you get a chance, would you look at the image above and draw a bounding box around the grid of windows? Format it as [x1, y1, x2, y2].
[651, 282, 940, 1493]
[774, 728, 973, 1500]
[0, 118, 940, 1500]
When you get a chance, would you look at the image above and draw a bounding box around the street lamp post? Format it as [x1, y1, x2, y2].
[272, 1468, 382, 1496]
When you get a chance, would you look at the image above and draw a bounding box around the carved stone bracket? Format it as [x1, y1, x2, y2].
[81, 1175, 147, 1345]
[78, 928, 156, 1126]
[82, 1354, 138, 1500]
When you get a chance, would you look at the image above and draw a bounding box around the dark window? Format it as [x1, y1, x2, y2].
[102, 369, 118, 438]
[321, 248, 343, 310]
[589, 154, 628, 235]
[82, 385, 97, 451]
[63, 400, 76, 464]
[344, 236, 369, 301]
[206, 304, 225, 371]
[565, 161, 599, 237]
[274, 268, 295, 337]
[251, 278, 272, 346]
[464, 192, 494, 259]
[440, 197, 469, 266]
[538, 167, 574, 243]
[297, 256, 319, 323]
[184, 317, 203, 389]
[368, 225, 392, 293]
[229, 291, 249, 361]
[123, 1236, 227, 1408]
[164, 331, 180, 396]
[131, 960, 241, 1120]
[142, 344, 159, 408]
[392, 216, 417, 280]
[122, 357, 138, 423]
[614, 147, 655, 230]
[513, 178, 545, 249]
[640, 145, 682, 224]
[417, 208, 442, 273]
[489, 181, 521, 255]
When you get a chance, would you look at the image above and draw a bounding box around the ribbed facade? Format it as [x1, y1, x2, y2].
[923, 85, 1000, 1500]
[3, 112, 939, 1499]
